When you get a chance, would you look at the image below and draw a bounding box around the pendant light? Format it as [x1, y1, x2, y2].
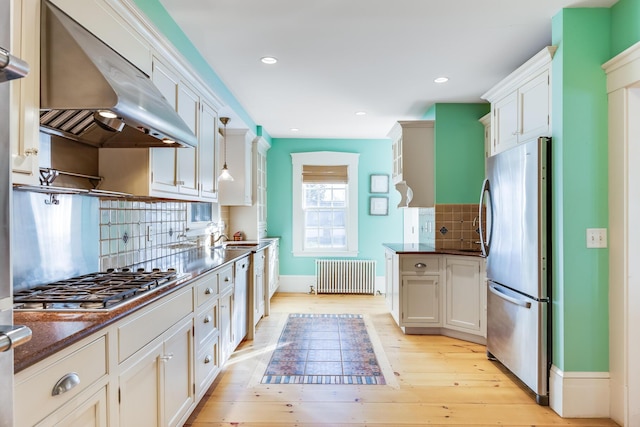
[218, 116, 234, 182]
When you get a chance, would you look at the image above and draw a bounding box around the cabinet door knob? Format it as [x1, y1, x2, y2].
[52, 372, 80, 396]
[204, 315, 213, 324]
[204, 355, 213, 364]
[204, 287, 213, 295]
[160, 353, 174, 362]
[415, 263, 427, 268]
[24, 148, 39, 156]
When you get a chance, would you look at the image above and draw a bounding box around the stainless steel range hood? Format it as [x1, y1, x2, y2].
[39, 1, 197, 149]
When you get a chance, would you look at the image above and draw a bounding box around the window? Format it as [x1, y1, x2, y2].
[291, 152, 359, 257]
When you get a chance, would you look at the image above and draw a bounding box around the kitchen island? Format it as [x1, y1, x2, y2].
[383, 243, 487, 344]
[12, 239, 276, 427]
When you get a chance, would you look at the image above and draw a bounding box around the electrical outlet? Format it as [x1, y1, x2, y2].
[146, 225, 154, 242]
[586, 228, 607, 248]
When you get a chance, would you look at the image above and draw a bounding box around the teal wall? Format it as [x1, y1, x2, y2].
[424, 104, 490, 204]
[267, 139, 403, 276]
[611, 0, 640, 56]
[551, 8, 610, 372]
[131, 0, 270, 142]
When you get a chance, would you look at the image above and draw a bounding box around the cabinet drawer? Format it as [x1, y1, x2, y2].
[218, 264, 234, 294]
[195, 301, 219, 346]
[401, 256, 440, 273]
[195, 272, 218, 307]
[195, 334, 220, 395]
[118, 287, 192, 363]
[15, 336, 107, 427]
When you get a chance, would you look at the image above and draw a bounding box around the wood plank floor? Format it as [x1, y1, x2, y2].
[185, 293, 618, 426]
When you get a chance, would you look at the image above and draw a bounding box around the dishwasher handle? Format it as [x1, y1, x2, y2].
[0, 325, 33, 352]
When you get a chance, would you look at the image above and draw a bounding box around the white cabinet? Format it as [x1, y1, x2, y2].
[119, 317, 193, 427]
[14, 335, 109, 427]
[219, 129, 255, 206]
[226, 136, 271, 240]
[234, 257, 250, 345]
[117, 288, 194, 427]
[266, 239, 280, 303]
[479, 113, 491, 161]
[398, 255, 441, 327]
[386, 251, 486, 342]
[444, 256, 486, 336]
[482, 46, 555, 156]
[251, 249, 266, 331]
[218, 290, 233, 365]
[10, 0, 41, 185]
[387, 121, 435, 208]
[99, 57, 221, 202]
[198, 100, 219, 201]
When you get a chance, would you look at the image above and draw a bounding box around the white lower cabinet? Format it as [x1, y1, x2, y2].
[402, 275, 440, 325]
[118, 316, 194, 427]
[387, 252, 486, 343]
[252, 249, 266, 328]
[444, 257, 486, 336]
[14, 335, 108, 427]
[14, 251, 279, 426]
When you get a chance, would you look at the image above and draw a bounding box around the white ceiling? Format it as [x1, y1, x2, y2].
[159, 0, 617, 139]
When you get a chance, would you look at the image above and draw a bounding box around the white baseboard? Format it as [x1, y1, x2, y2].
[549, 365, 610, 418]
[277, 275, 385, 295]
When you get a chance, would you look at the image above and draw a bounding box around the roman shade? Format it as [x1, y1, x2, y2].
[302, 165, 348, 183]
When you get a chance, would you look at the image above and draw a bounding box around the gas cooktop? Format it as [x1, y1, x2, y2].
[13, 268, 181, 311]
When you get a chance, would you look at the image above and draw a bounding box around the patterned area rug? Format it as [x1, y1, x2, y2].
[261, 313, 386, 385]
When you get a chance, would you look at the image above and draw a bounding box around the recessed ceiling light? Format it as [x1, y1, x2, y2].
[261, 56, 278, 65]
[355, 111, 366, 116]
[290, 128, 299, 132]
[434, 77, 449, 83]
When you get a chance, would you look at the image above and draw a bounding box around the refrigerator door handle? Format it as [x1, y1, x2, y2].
[489, 284, 532, 309]
[0, 325, 32, 352]
[479, 178, 492, 256]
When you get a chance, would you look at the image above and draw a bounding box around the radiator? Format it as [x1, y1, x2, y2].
[315, 259, 376, 294]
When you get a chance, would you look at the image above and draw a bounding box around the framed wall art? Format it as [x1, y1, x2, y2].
[370, 174, 389, 194]
[369, 196, 388, 216]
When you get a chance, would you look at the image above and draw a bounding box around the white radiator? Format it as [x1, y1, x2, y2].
[315, 259, 376, 294]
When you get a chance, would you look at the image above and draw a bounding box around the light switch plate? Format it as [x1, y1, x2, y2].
[586, 228, 607, 248]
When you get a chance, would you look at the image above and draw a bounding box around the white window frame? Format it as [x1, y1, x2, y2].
[291, 152, 359, 257]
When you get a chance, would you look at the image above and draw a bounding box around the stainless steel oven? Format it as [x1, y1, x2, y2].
[1, 7, 32, 427]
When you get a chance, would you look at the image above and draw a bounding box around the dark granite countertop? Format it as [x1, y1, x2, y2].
[383, 243, 484, 257]
[12, 244, 262, 373]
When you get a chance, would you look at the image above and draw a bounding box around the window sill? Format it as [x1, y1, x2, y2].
[293, 250, 358, 257]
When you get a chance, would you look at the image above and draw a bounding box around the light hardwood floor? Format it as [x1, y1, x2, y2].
[186, 293, 618, 426]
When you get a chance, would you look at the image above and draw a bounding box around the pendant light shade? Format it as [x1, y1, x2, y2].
[218, 116, 234, 182]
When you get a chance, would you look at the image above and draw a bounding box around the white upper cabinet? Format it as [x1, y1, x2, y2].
[482, 46, 555, 156]
[11, 0, 41, 185]
[198, 101, 219, 201]
[387, 120, 435, 208]
[218, 129, 255, 206]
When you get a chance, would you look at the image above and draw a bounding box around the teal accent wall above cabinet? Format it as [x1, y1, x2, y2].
[423, 103, 490, 204]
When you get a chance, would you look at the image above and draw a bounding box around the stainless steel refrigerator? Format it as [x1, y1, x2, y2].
[1, 8, 32, 427]
[479, 136, 551, 405]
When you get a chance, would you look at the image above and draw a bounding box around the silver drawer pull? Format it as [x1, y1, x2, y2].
[52, 372, 80, 396]
[224, 277, 230, 282]
[160, 353, 174, 362]
[204, 355, 213, 364]
[204, 315, 213, 324]
[415, 263, 427, 268]
[204, 287, 214, 295]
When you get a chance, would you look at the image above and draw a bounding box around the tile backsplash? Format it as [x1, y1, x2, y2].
[99, 199, 198, 270]
[435, 203, 483, 251]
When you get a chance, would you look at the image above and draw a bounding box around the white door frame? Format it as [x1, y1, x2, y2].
[603, 42, 640, 427]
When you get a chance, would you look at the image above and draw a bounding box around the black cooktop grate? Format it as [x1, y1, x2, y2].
[13, 269, 178, 310]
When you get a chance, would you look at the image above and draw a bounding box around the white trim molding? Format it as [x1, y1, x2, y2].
[549, 365, 610, 418]
[290, 151, 360, 257]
